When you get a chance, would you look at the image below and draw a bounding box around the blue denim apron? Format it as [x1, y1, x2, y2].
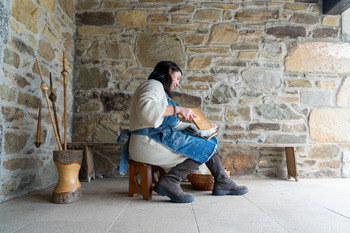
[117, 94, 220, 174]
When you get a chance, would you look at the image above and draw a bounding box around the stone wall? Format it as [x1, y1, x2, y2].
[74, 0, 350, 179]
[0, 0, 76, 202]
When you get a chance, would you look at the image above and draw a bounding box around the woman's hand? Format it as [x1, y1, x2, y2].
[177, 107, 198, 121]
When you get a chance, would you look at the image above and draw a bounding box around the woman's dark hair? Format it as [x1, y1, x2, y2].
[148, 61, 182, 97]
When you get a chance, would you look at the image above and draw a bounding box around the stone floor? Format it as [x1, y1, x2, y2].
[1, 177, 350, 233]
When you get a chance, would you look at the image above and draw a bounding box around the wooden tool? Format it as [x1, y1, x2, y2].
[49, 73, 61, 145]
[35, 100, 42, 148]
[61, 52, 68, 151]
[36, 59, 63, 151]
[178, 108, 213, 130]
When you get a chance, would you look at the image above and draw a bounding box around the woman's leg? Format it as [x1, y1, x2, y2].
[205, 153, 248, 196]
[154, 159, 199, 203]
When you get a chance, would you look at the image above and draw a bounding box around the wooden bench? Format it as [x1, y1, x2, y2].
[221, 143, 303, 182]
[67, 142, 123, 182]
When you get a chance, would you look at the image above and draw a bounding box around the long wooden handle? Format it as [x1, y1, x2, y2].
[49, 73, 61, 145]
[62, 52, 68, 151]
[36, 59, 62, 151]
[35, 100, 42, 148]
[41, 82, 63, 151]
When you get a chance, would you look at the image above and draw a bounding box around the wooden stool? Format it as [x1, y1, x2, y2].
[128, 160, 166, 200]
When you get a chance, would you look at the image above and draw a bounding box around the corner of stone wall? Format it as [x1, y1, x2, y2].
[0, 0, 76, 203]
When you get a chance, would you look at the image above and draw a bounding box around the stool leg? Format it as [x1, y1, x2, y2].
[140, 165, 153, 200]
[128, 162, 137, 197]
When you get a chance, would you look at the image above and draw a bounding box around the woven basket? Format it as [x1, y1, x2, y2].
[187, 171, 230, 191]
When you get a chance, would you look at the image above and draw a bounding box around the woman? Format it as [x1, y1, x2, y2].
[118, 61, 248, 203]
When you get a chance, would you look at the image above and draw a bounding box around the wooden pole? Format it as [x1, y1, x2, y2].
[61, 52, 68, 151]
[49, 73, 62, 145]
[35, 100, 42, 148]
[36, 59, 63, 151]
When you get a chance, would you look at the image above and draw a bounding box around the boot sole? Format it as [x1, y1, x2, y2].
[154, 186, 194, 203]
[212, 188, 248, 196]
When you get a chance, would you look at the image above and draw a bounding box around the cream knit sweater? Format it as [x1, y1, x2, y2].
[129, 79, 189, 171]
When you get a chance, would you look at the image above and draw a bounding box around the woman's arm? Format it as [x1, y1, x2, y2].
[162, 105, 198, 121]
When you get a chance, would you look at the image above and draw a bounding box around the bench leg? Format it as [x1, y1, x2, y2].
[285, 147, 299, 181]
[85, 145, 95, 182]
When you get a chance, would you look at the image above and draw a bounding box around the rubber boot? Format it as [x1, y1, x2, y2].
[154, 159, 199, 203]
[206, 153, 248, 196]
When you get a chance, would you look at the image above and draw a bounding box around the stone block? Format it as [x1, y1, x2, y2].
[3, 48, 20, 68]
[286, 79, 312, 88]
[309, 109, 350, 142]
[318, 160, 340, 169]
[0, 83, 16, 102]
[4, 132, 30, 154]
[242, 68, 282, 91]
[77, 100, 103, 112]
[285, 42, 350, 73]
[189, 57, 212, 69]
[277, 96, 299, 103]
[87, 41, 132, 59]
[312, 27, 339, 38]
[11, 0, 38, 33]
[255, 104, 302, 121]
[172, 92, 201, 108]
[72, 114, 120, 142]
[78, 26, 123, 36]
[169, 5, 195, 13]
[323, 15, 340, 26]
[59, 0, 75, 20]
[284, 3, 309, 11]
[77, 0, 100, 10]
[248, 123, 280, 131]
[316, 80, 337, 90]
[301, 90, 332, 107]
[38, 40, 55, 62]
[232, 43, 259, 51]
[222, 150, 259, 176]
[212, 84, 236, 104]
[266, 25, 306, 38]
[208, 114, 224, 122]
[209, 23, 238, 43]
[309, 145, 340, 159]
[194, 9, 221, 22]
[17, 92, 39, 109]
[295, 0, 318, 3]
[187, 75, 215, 82]
[148, 15, 169, 24]
[236, 9, 279, 22]
[263, 42, 282, 57]
[187, 48, 229, 54]
[76, 67, 108, 90]
[265, 134, 306, 144]
[337, 75, 350, 107]
[183, 35, 205, 45]
[102, 93, 131, 111]
[282, 124, 307, 133]
[9, 37, 34, 57]
[291, 13, 319, 25]
[0, 181, 16, 196]
[226, 107, 251, 122]
[76, 12, 115, 26]
[226, 124, 245, 131]
[141, 0, 183, 3]
[1, 106, 24, 125]
[238, 51, 257, 59]
[117, 10, 146, 28]
[136, 33, 185, 68]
